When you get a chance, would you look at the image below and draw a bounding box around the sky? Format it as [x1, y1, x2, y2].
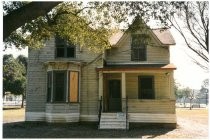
[170, 27, 209, 89]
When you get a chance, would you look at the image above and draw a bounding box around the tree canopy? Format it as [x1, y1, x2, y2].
[3, 54, 27, 107]
[3, 1, 209, 69]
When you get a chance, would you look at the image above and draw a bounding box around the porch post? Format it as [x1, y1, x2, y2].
[122, 72, 126, 98]
[121, 72, 126, 112]
[99, 71, 103, 100]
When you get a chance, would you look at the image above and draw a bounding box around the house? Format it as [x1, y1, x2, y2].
[26, 17, 176, 129]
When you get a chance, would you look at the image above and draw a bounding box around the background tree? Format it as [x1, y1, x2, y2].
[180, 87, 191, 108]
[186, 89, 196, 110]
[3, 54, 27, 108]
[199, 79, 209, 105]
[16, 55, 28, 71]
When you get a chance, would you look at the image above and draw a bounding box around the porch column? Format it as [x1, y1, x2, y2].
[98, 71, 103, 100]
[121, 72, 126, 98]
[121, 72, 126, 112]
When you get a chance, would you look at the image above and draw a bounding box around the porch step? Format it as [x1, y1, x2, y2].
[99, 113, 129, 130]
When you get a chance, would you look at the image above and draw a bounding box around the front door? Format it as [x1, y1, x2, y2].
[108, 80, 122, 112]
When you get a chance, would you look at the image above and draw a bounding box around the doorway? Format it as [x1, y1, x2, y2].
[108, 80, 122, 112]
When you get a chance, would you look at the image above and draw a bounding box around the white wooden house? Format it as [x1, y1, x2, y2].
[26, 17, 176, 129]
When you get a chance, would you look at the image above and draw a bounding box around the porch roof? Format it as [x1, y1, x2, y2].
[96, 63, 176, 71]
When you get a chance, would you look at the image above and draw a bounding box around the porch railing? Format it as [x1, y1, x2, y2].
[125, 96, 128, 130]
[98, 96, 102, 126]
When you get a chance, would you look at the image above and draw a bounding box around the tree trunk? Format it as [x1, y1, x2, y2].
[21, 94, 24, 108]
[189, 99, 192, 110]
[3, 2, 61, 40]
[183, 97, 186, 108]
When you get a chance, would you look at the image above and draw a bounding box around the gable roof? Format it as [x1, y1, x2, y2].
[109, 28, 175, 46]
[152, 29, 176, 45]
[109, 30, 124, 46]
[109, 17, 176, 46]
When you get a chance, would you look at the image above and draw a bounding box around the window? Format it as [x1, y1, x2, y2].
[131, 34, 147, 61]
[55, 36, 76, 58]
[47, 71, 52, 102]
[53, 71, 66, 102]
[138, 76, 155, 99]
[47, 71, 79, 102]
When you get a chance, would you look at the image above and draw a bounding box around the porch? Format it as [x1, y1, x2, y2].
[97, 64, 177, 129]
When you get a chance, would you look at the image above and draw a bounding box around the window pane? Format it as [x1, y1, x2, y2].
[54, 72, 66, 102]
[67, 47, 75, 58]
[139, 76, 154, 99]
[131, 34, 146, 61]
[69, 71, 79, 102]
[56, 48, 65, 57]
[47, 72, 52, 102]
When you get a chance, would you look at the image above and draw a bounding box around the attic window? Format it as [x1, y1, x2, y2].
[131, 34, 147, 61]
[55, 36, 76, 58]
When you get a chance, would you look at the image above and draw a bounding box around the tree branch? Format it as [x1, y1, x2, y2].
[184, 4, 207, 51]
[169, 16, 209, 63]
[3, 2, 62, 40]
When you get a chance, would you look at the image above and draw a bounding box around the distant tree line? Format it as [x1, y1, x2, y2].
[3, 54, 27, 108]
[174, 79, 209, 110]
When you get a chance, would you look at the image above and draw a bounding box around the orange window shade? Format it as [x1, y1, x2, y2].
[69, 71, 78, 102]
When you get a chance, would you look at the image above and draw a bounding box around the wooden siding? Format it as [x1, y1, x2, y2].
[26, 38, 61, 114]
[128, 99, 175, 114]
[26, 37, 103, 121]
[25, 112, 45, 121]
[106, 33, 170, 63]
[126, 73, 171, 99]
[128, 113, 176, 123]
[45, 103, 80, 122]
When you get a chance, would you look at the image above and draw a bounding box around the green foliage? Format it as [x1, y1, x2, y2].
[3, 54, 26, 96]
[3, 1, 209, 65]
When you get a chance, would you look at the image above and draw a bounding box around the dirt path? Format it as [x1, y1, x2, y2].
[157, 108, 208, 139]
[3, 108, 25, 123]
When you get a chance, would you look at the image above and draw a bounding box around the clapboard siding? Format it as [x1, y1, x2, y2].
[45, 103, 80, 122]
[46, 113, 80, 122]
[79, 46, 102, 118]
[46, 103, 79, 113]
[128, 99, 175, 114]
[26, 38, 55, 114]
[106, 33, 169, 63]
[126, 73, 171, 99]
[26, 36, 102, 122]
[128, 113, 176, 123]
[25, 112, 45, 121]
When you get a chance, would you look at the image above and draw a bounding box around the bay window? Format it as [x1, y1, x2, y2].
[47, 71, 79, 103]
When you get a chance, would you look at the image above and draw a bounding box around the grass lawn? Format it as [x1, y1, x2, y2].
[3, 107, 208, 138]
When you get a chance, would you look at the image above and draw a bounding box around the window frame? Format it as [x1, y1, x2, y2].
[46, 70, 79, 103]
[55, 36, 76, 58]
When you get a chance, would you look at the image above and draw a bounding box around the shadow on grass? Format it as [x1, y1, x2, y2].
[3, 122, 176, 138]
[3, 107, 22, 110]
